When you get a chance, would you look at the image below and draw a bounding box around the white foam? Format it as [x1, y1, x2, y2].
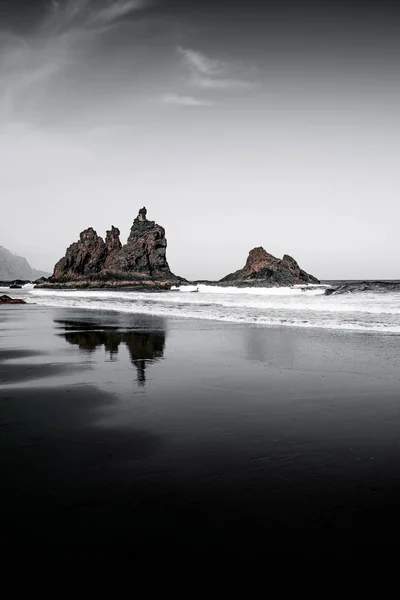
[26, 285, 400, 334]
[29, 287, 400, 315]
[175, 283, 329, 296]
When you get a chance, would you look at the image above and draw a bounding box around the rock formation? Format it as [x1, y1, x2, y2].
[41, 208, 184, 289]
[123, 208, 172, 278]
[104, 226, 124, 271]
[220, 247, 319, 287]
[0, 246, 49, 281]
[52, 228, 106, 281]
[325, 281, 400, 295]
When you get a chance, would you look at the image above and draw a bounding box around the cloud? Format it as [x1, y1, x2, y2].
[42, 0, 91, 33]
[193, 75, 256, 90]
[42, 0, 151, 34]
[0, 0, 152, 122]
[177, 46, 256, 91]
[177, 46, 226, 76]
[0, 45, 70, 119]
[88, 0, 150, 25]
[162, 93, 215, 107]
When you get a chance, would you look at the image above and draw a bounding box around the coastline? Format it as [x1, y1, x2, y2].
[34, 281, 174, 291]
[20, 282, 400, 334]
[33, 278, 321, 290]
[2, 304, 400, 570]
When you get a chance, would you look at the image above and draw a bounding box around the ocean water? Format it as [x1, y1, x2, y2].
[7, 281, 400, 334]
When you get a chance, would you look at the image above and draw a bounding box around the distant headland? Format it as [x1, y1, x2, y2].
[35, 207, 319, 289]
[0, 246, 49, 282]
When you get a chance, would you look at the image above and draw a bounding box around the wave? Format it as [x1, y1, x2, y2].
[29, 287, 400, 314]
[174, 283, 329, 296]
[0, 283, 34, 291]
[326, 281, 400, 295]
[26, 286, 400, 334]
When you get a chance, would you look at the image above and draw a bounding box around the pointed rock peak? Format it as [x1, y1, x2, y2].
[282, 254, 299, 268]
[248, 246, 267, 259]
[79, 227, 100, 242]
[105, 225, 121, 241]
[105, 226, 122, 252]
[138, 207, 147, 222]
[245, 247, 278, 268]
[127, 207, 160, 245]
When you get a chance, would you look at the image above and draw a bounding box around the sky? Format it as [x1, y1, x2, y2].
[1, 0, 400, 280]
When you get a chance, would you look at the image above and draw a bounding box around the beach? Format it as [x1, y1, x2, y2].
[2, 300, 400, 571]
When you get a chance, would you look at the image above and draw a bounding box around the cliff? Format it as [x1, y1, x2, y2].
[220, 247, 319, 287]
[0, 246, 49, 282]
[39, 207, 184, 289]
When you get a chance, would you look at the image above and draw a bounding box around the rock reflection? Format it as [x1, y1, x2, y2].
[245, 326, 295, 367]
[58, 321, 166, 386]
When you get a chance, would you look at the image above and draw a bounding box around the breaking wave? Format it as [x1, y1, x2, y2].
[325, 281, 400, 295]
[22, 282, 400, 334]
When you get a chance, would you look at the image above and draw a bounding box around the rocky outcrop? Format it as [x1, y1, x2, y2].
[0, 246, 49, 281]
[41, 208, 184, 289]
[104, 226, 124, 271]
[220, 247, 319, 287]
[123, 207, 172, 278]
[0, 295, 26, 304]
[325, 281, 400, 295]
[52, 228, 106, 280]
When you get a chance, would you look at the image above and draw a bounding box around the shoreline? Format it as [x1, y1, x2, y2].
[10, 300, 400, 336]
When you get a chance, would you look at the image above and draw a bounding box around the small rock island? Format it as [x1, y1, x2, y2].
[219, 247, 319, 287]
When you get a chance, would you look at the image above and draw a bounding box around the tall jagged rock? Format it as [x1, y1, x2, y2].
[124, 207, 171, 278]
[104, 226, 126, 272]
[45, 208, 184, 288]
[220, 246, 319, 287]
[105, 226, 122, 255]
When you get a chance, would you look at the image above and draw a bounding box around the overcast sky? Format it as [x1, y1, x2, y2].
[1, 0, 399, 280]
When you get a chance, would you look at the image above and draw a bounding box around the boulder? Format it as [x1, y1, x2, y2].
[0, 295, 26, 304]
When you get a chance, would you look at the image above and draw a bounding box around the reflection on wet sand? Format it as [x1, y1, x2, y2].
[56, 321, 166, 386]
[245, 326, 295, 366]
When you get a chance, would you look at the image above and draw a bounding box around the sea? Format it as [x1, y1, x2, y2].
[6, 280, 400, 334]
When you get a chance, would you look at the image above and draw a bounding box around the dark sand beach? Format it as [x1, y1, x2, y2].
[2, 304, 400, 572]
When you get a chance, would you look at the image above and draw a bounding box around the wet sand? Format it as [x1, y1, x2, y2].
[1, 304, 400, 572]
